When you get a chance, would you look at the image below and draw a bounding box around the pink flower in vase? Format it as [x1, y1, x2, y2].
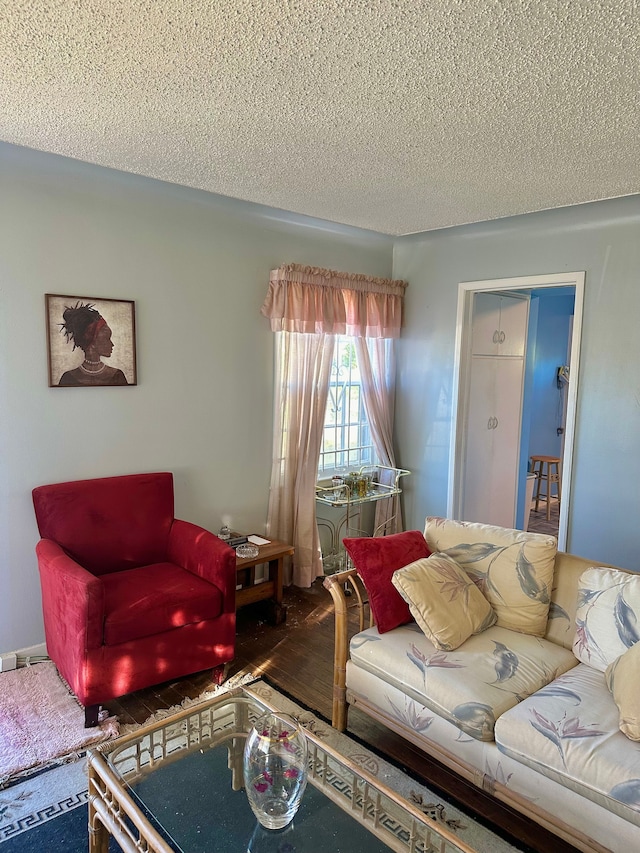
[254, 769, 273, 792]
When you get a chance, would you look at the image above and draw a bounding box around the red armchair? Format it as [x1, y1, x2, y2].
[32, 472, 236, 726]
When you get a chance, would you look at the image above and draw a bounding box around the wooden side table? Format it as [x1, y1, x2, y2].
[234, 538, 294, 625]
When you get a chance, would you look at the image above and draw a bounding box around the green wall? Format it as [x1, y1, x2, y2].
[393, 196, 640, 569]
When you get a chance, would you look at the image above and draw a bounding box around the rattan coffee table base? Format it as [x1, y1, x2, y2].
[88, 684, 476, 853]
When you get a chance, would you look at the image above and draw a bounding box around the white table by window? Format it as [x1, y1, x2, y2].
[315, 465, 410, 571]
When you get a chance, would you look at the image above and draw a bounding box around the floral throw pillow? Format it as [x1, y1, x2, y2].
[606, 641, 640, 740]
[343, 531, 431, 634]
[573, 567, 640, 671]
[423, 517, 558, 636]
[392, 552, 496, 650]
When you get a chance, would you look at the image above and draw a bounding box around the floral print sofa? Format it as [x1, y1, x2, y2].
[324, 518, 640, 853]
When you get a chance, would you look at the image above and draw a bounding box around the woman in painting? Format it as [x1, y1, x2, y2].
[58, 302, 128, 386]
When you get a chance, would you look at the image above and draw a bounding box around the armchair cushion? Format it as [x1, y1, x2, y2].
[102, 563, 224, 646]
[32, 472, 174, 575]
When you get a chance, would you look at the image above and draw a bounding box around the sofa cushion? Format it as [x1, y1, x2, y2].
[391, 553, 496, 650]
[349, 622, 577, 741]
[494, 663, 640, 828]
[343, 531, 431, 634]
[573, 567, 640, 672]
[424, 517, 557, 636]
[102, 563, 223, 646]
[606, 642, 640, 741]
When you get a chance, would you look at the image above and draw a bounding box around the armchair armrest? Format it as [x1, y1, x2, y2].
[168, 519, 236, 614]
[35, 539, 105, 663]
[323, 568, 371, 731]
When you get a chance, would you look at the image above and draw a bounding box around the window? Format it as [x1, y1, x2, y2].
[318, 336, 378, 475]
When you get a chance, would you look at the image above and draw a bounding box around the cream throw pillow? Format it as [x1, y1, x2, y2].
[606, 642, 640, 741]
[573, 567, 640, 671]
[391, 552, 496, 650]
[424, 517, 557, 636]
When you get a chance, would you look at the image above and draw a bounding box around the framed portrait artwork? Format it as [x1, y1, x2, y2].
[45, 294, 137, 387]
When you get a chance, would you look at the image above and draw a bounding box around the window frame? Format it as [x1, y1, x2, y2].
[318, 336, 379, 477]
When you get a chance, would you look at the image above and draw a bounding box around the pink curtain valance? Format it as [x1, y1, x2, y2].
[261, 263, 408, 339]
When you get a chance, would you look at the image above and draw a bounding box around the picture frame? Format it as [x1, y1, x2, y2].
[45, 294, 137, 387]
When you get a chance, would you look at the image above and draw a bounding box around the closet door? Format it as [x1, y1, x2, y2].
[471, 293, 528, 357]
[462, 356, 524, 528]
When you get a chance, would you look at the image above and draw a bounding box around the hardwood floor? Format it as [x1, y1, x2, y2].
[107, 582, 579, 853]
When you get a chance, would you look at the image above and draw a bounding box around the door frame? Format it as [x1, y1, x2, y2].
[448, 271, 585, 551]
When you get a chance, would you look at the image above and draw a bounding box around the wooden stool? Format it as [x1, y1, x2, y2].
[530, 455, 562, 521]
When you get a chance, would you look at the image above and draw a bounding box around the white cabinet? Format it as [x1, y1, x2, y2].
[461, 293, 529, 528]
[462, 356, 524, 527]
[471, 292, 528, 357]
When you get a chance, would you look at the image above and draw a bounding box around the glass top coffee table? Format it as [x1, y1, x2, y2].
[88, 684, 475, 853]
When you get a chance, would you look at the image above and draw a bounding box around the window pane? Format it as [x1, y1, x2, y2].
[318, 337, 378, 475]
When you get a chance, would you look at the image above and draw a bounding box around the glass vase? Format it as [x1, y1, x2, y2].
[247, 821, 301, 852]
[243, 712, 308, 830]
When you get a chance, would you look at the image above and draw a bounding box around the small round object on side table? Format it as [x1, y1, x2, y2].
[237, 543, 260, 559]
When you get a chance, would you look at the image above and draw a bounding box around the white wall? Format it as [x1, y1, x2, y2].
[0, 142, 393, 653]
[393, 195, 640, 570]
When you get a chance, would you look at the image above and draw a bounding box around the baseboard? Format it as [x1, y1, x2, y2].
[0, 642, 48, 667]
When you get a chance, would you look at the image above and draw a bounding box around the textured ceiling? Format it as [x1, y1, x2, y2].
[1, 1, 639, 236]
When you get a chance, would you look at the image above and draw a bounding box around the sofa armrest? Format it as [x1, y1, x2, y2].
[168, 519, 236, 614]
[323, 568, 371, 731]
[35, 539, 105, 660]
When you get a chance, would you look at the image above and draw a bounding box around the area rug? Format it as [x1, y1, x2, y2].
[0, 663, 119, 787]
[1, 677, 526, 852]
[0, 668, 257, 845]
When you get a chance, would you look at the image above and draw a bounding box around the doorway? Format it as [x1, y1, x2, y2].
[449, 271, 585, 551]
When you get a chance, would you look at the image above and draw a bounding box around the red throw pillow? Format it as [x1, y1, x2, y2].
[343, 531, 431, 633]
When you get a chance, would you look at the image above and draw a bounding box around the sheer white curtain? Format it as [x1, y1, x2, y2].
[262, 264, 407, 587]
[265, 331, 334, 586]
[355, 337, 403, 535]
